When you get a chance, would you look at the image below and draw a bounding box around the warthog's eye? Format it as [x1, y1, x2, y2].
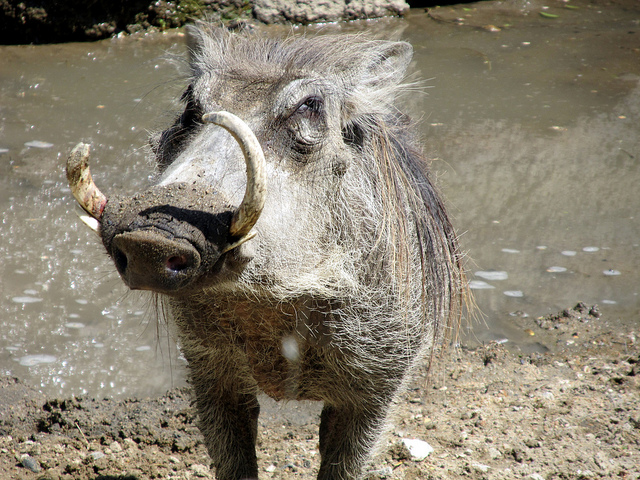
[284, 94, 325, 160]
[295, 96, 323, 117]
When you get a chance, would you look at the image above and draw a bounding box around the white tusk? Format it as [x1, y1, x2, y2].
[202, 111, 266, 239]
[77, 212, 100, 234]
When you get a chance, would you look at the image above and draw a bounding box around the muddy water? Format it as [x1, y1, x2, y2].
[1, 0, 639, 399]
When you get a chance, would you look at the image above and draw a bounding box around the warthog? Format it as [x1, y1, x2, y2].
[67, 24, 465, 480]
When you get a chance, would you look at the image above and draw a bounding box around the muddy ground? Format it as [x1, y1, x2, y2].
[0, 303, 638, 480]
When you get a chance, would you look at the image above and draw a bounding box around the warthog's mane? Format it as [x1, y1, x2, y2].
[187, 23, 414, 118]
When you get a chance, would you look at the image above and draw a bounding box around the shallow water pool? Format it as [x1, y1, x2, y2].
[1, 0, 638, 398]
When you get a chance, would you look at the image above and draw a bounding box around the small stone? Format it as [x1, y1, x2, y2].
[401, 438, 434, 461]
[471, 462, 490, 473]
[265, 464, 277, 473]
[539, 391, 554, 400]
[488, 447, 502, 459]
[528, 474, 545, 480]
[173, 433, 197, 452]
[65, 459, 82, 473]
[577, 470, 595, 478]
[21, 454, 41, 473]
[122, 438, 138, 450]
[89, 451, 105, 461]
[424, 419, 437, 430]
[525, 439, 541, 448]
[190, 463, 212, 477]
[17, 440, 36, 453]
[109, 440, 123, 453]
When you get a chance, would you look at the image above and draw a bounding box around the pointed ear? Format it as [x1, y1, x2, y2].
[185, 24, 206, 74]
[358, 41, 413, 91]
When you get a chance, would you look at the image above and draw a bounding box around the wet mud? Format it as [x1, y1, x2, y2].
[1, 304, 638, 480]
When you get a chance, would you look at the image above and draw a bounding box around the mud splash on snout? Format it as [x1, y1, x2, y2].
[66, 111, 267, 295]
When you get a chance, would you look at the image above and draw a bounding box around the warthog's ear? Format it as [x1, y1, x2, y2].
[345, 41, 413, 117]
[358, 41, 413, 92]
[185, 25, 206, 75]
[185, 23, 226, 77]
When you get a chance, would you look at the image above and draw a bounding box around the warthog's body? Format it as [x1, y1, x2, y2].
[68, 24, 465, 480]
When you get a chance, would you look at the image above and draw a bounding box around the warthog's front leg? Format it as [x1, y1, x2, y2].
[198, 393, 260, 480]
[318, 404, 389, 480]
[187, 351, 260, 480]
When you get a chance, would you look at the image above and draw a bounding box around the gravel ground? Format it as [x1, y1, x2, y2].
[0, 303, 638, 480]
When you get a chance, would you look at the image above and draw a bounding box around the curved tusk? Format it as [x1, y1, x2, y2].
[202, 111, 266, 239]
[66, 142, 108, 221]
[220, 231, 257, 254]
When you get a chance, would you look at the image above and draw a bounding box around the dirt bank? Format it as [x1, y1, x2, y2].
[0, 0, 410, 44]
[0, 303, 638, 479]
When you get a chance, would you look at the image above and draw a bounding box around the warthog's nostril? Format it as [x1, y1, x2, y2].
[166, 255, 190, 272]
[113, 247, 128, 276]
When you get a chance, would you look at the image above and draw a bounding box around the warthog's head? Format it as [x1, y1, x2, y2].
[68, 25, 463, 328]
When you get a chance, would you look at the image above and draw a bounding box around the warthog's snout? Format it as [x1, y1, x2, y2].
[99, 184, 237, 293]
[67, 111, 266, 294]
[110, 228, 202, 292]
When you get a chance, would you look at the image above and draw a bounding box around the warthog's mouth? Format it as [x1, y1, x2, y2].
[66, 111, 266, 294]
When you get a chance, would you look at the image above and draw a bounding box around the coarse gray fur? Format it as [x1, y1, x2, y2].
[99, 24, 466, 480]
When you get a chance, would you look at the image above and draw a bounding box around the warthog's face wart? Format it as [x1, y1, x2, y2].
[67, 25, 465, 480]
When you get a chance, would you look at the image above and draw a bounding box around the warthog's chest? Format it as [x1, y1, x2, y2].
[178, 297, 337, 401]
